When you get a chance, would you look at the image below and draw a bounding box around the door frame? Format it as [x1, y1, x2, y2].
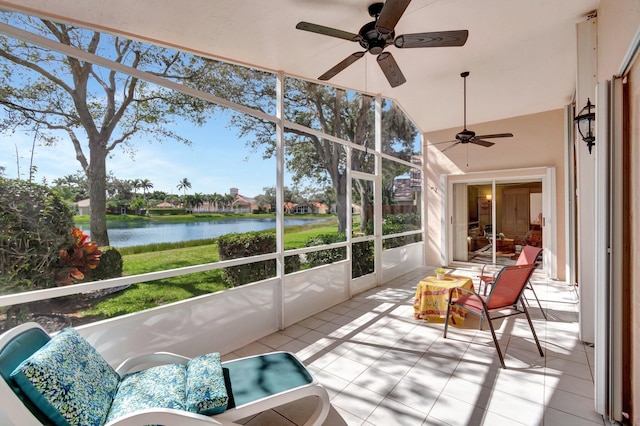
[444, 166, 557, 278]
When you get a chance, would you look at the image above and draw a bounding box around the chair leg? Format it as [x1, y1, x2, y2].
[521, 297, 544, 357]
[443, 301, 452, 338]
[484, 313, 506, 369]
[526, 280, 547, 320]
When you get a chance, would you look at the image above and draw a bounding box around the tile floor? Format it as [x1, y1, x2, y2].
[222, 266, 604, 426]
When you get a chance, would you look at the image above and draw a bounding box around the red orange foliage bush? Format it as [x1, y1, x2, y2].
[53, 228, 102, 285]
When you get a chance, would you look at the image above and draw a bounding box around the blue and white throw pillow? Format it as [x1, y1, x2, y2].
[186, 352, 228, 415]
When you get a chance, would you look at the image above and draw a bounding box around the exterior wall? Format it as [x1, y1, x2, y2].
[424, 109, 566, 280]
[597, 0, 640, 81]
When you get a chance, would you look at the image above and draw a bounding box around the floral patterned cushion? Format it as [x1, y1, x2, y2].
[186, 352, 228, 415]
[10, 327, 120, 426]
[105, 363, 187, 424]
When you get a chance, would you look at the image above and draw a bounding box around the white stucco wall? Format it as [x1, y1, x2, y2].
[424, 109, 566, 280]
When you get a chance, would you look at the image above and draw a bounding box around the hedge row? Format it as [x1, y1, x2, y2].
[217, 231, 299, 287]
[304, 233, 373, 278]
[147, 208, 187, 216]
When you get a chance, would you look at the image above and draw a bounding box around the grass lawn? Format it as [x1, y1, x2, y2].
[81, 217, 338, 319]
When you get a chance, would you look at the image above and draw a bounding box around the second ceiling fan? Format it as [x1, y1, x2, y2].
[436, 71, 513, 152]
[295, 0, 468, 88]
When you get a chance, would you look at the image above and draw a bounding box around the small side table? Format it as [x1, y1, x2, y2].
[413, 275, 474, 323]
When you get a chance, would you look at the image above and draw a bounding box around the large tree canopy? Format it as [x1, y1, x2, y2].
[0, 11, 418, 243]
[0, 13, 217, 245]
[198, 71, 418, 233]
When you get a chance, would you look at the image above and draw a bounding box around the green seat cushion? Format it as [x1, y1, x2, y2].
[0, 326, 52, 424]
[186, 352, 228, 415]
[224, 352, 313, 408]
[10, 327, 120, 426]
[105, 363, 187, 424]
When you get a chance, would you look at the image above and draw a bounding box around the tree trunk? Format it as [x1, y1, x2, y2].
[334, 173, 348, 234]
[88, 140, 109, 246]
[359, 184, 371, 234]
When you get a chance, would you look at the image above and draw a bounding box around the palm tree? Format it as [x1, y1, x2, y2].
[131, 178, 142, 195]
[211, 192, 223, 212]
[176, 178, 191, 197]
[139, 179, 153, 208]
[203, 193, 215, 212]
[192, 192, 204, 212]
[223, 193, 235, 211]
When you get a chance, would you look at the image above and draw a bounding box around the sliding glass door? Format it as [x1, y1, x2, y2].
[451, 179, 544, 267]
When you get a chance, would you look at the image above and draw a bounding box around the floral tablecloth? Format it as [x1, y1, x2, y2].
[413, 275, 474, 323]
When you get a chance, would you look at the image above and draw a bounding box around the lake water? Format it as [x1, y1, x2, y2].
[77, 217, 325, 248]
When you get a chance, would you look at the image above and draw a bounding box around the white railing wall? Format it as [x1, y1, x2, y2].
[380, 241, 424, 284]
[72, 244, 422, 367]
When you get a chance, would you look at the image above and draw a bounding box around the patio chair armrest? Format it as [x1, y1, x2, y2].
[448, 285, 491, 311]
[479, 264, 502, 281]
[480, 263, 490, 277]
[104, 407, 227, 426]
[448, 285, 479, 300]
[115, 352, 191, 376]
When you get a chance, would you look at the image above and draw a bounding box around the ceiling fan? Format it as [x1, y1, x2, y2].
[435, 71, 514, 152]
[295, 0, 468, 88]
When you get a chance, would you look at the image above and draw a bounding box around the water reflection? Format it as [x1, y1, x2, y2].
[77, 218, 323, 247]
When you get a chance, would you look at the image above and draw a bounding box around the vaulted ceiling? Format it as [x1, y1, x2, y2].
[0, 0, 598, 133]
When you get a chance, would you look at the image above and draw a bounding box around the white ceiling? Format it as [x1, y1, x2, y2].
[2, 0, 598, 133]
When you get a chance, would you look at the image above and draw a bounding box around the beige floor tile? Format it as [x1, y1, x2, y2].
[229, 267, 600, 426]
[331, 383, 386, 421]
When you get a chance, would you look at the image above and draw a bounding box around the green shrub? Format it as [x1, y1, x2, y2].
[0, 177, 75, 291]
[147, 208, 186, 216]
[363, 212, 421, 249]
[218, 232, 276, 287]
[303, 233, 372, 277]
[218, 231, 302, 285]
[91, 246, 123, 280]
[284, 254, 301, 274]
[304, 233, 347, 268]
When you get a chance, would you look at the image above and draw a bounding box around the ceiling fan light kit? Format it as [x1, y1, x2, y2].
[295, 0, 468, 88]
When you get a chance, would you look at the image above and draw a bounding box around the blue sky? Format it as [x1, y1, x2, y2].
[0, 16, 278, 199]
[0, 17, 420, 201]
[0, 110, 278, 198]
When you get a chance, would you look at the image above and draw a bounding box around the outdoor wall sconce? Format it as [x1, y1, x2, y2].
[574, 98, 595, 154]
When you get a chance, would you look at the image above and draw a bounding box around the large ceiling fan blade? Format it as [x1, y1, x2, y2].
[471, 139, 495, 147]
[318, 51, 365, 81]
[296, 22, 360, 41]
[376, 52, 406, 87]
[376, 0, 411, 34]
[473, 133, 513, 139]
[441, 141, 461, 153]
[430, 139, 458, 145]
[394, 30, 469, 48]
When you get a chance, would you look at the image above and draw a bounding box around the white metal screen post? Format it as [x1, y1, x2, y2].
[594, 79, 624, 423]
[451, 183, 468, 262]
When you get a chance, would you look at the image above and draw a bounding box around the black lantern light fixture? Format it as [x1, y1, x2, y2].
[574, 98, 595, 154]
